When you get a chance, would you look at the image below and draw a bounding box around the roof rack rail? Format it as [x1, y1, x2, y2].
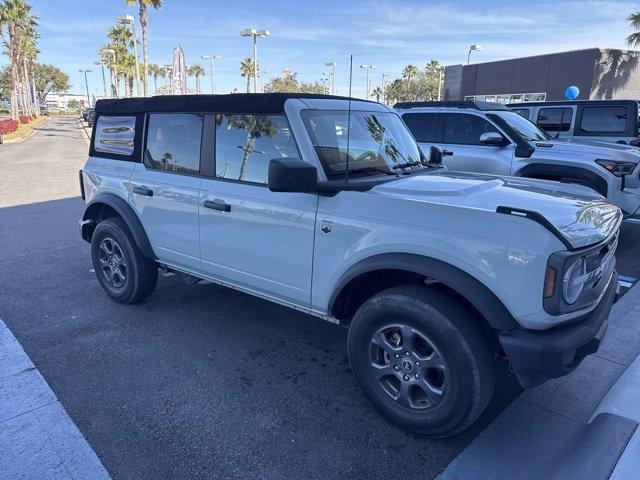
[394, 100, 510, 111]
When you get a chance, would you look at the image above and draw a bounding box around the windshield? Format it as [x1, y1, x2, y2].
[489, 110, 551, 141]
[301, 110, 425, 179]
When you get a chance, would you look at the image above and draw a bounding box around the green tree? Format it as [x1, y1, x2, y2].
[240, 57, 256, 93]
[371, 86, 383, 102]
[67, 98, 79, 109]
[32, 64, 70, 103]
[125, 0, 162, 97]
[627, 12, 640, 47]
[225, 114, 277, 180]
[264, 70, 326, 93]
[187, 64, 205, 93]
[147, 63, 163, 93]
[105, 24, 135, 97]
[0, 0, 38, 118]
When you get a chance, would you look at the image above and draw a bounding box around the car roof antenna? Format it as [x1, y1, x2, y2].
[345, 54, 353, 187]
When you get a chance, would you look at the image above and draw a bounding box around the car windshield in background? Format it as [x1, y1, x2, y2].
[301, 110, 424, 179]
[489, 110, 551, 142]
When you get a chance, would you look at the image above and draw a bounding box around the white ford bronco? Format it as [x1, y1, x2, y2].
[80, 93, 621, 437]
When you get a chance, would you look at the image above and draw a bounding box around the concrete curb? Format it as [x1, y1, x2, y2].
[0, 318, 110, 479]
[438, 281, 640, 480]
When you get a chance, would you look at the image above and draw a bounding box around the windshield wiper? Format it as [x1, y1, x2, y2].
[327, 167, 397, 177]
[392, 161, 429, 170]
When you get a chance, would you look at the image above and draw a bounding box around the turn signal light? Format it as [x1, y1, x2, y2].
[544, 267, 556, 298]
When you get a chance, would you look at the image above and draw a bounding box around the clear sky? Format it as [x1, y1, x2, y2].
[19, 0, 640, 98]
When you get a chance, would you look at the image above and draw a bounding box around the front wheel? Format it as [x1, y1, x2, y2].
[90, 217, 157, 304]
[347, 285, 495, 437]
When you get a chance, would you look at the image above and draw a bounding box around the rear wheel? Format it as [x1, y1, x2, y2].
[347, 285, 495, 437]
[91, 217, 157, 304]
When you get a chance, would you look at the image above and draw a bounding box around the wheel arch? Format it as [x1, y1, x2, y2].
[517, 163, 608, 197]
[82, 193, 156, 260]
[328, 253, 518, 332]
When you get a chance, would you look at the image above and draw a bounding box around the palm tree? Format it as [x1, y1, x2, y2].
[125, 0, 162, 97]
[187, 64, 205, 94]
[402, 64, 420, 86]
[0, 0, 37, 119]
[147, 63, 162, 93]
[19, 26, 38, 115]
[371, 86, 383, 102]
[240, 57, 256, 93]
[627, 12, 640, 47]
[226, 114, 277, 180]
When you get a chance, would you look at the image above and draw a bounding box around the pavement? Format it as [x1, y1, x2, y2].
[0, 116, 639, 479]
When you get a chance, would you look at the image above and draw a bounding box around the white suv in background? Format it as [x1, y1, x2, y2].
[80, 93, 621, 437]
[396, 101, 640, 216]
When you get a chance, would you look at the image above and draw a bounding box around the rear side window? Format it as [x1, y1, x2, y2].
[94, 115, 136, 156]
[215, 114, 298, 184]
[537, 108, 572, 132]
[145, 113, 203, 175]
[511, 108, 530, 119]
[442, 113, 500, 145]
[580, 107, 627, 133]
[402, 113, 438, 142]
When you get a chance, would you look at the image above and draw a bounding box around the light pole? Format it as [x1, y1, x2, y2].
[467, 44, 482, 64]
[79, 69, 92, 105]
[102, 48, 116, 97]
[325, 61, 336, 95]
[94, 61, 107, 97]
[201, 54, 222, 94]
[360, 64, 377, 99]
[437, 67, 444, 100]
[241, 28, 270, 93]
[380, 73, 388, 104]
[119, 15, 141, 96]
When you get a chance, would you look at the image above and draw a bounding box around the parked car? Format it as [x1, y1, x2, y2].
[396, 101, 640, 216]
[82, 107, 94, 122]
[86, 108, 95, 127]
[79, 93, 621, 437]
[507, 100, 640, 145]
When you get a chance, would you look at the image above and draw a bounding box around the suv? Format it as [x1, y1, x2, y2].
[396, 101, 640, 216]
[508, 100, 640, 145]
[80, 93, 621, 437]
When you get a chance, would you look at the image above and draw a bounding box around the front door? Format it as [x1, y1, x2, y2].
[198, 113, 317, 307]
[437, 113, 514, 176]
[129, 113, 204, 271]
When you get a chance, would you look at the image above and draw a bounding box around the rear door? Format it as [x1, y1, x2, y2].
[401, 111, 440, 157]
[535, 106, 574, 139]
[437, 112, 513, 175]
[574, 104, 634, 143]
[198, 113, 317, 308]
[129, 113, 203, 271]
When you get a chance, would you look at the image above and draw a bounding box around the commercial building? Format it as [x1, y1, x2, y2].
[443, 48, 640, 103]
[43, 93, 89, 110]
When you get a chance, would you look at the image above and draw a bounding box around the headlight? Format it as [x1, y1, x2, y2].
[563, 257, 587, 304]
[595, 159, 637, 176]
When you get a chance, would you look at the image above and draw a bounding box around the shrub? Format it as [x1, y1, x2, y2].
[0, 119, 19, 134]
[19, 115, 30, 124]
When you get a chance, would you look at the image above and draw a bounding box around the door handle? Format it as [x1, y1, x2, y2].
[204, 199, 231, 212]
[442, 150, 454, 156]
[133, 186, 154, 196]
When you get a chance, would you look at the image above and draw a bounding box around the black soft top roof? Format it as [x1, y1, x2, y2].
[94, 93, 371, 115]
[394, 101, 510, 111]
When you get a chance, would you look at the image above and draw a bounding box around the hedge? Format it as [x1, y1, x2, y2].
[0, 119, 19, 134]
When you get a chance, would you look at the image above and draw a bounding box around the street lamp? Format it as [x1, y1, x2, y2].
[360, 64, 377, 99]
[93, 61, 107, 97]
[79, 69, 92, 105]
[467, 44, 482, 64]
[325, 61, 336, 95]
[101, 48, 116, 97]
[241, 28, 270, 93]
[118, 14, 141, 97]
[201, 54, 222, 94]
[380, 73, 388, 104]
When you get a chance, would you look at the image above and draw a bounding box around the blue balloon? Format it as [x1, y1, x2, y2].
[565, 86, 580, 101]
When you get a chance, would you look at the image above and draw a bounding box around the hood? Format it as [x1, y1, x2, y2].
[530, 139, 640, 163]
[371, 171, 622, 249]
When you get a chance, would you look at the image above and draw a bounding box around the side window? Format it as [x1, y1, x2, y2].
[215, 114, 299, 184]
[145, 113, 203, 175]
[511, 108, 530, 119]
[580, 107, 628, 133]
[94, 115, 136, 156]
[537, 108, 572, 132]
[401, 113, 438, 142]
[442, 113, 500, 145]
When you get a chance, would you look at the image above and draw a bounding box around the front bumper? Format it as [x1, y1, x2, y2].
[499, 271, 619, 388]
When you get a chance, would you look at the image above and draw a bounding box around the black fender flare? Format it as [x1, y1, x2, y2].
[517, 163, 608, 197]
[328, 253, 518, 331]
[82, 193, 156, 259]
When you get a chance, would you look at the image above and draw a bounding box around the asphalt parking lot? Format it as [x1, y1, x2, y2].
[1, 117, 639, 479]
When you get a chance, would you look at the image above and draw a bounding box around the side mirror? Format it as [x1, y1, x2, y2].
[268, 158, 317, 193]
[479, 132, 507, 147]
[429, 146, 443, 165]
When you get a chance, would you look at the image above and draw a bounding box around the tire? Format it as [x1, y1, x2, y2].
[91, 217, 157, 304]
[347, 285, 495, 437]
